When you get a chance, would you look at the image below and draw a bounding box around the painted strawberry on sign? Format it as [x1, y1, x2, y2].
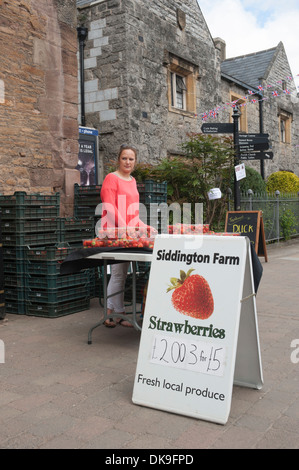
[167, 269, 214, 319]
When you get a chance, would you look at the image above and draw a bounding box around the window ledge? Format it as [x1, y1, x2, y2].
[169, 107, 196, 118]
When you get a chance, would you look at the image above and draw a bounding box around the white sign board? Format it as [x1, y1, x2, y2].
[235, 163, 246, 181]
[132, 235, 263, 425]
[208, 188, 222, 200]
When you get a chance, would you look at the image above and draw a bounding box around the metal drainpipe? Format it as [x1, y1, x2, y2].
[259, 98, 265, 180]
[77, 26, 88, 127]
[233, 107, 241, 211]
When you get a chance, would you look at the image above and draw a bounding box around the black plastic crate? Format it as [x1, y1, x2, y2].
[25, 245, 72, 262]
[3, 246, 26, 261]
[0, 245, 3, 288]
[25, 297, 90, 318]
[137, 180, 167, 194]
[2, 218, 60, 233]
[0, 205, 59, 220]
[74, 195, 101, 206]
[137, 180, 167, 205]
[74, 184, 102, 219]
[4, 274, 25, 289]
[26, 284, 90, 303]
[139, 193, 167, 204]
[59, 217, 94, 231]
[4, 286, 26, 303]
[98, 263, 150, 306]
[5, 299, 26, 315]
[25, 270, 90, 290]
[74, 206, 99, 218]
[124, 262, 151, 304]
[139, 203, 161, 231]
[26, 260, 61, 276]
[0, 305, 5, 320]
[2, 231, 59, 247]
[0, 192, 60, 207]
[4, 259, 26, 275]
[0, 289, 4, 307]
[74, 183, 102, 196]
[59, 217, 94, 244]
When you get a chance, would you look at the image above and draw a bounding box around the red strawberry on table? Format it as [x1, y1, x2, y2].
[167, 269, 214, 319]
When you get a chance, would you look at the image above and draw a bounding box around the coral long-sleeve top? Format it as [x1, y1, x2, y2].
[100, 173, 146, 228]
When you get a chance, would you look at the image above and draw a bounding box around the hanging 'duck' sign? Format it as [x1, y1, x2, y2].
[132, 234, 263, 425]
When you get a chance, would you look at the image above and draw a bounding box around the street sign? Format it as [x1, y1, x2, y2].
[240, 151, 273, 161]
[239, 133, 269, 140]
[239, 142, 270, 152]
[238, 133, 269, 150]
[201, 123, 234, 134]
[263, 151, 274, 160]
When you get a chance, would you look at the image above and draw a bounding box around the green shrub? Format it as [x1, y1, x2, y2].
[133, 134, 235, 229]
[228, 166, 266, 194]
[266, 171, 299, 194]
[240, 166, 267, 193]
[280, 208, 297, 240]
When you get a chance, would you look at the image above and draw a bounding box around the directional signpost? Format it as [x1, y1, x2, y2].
[239, 133, 269, 141]
[201, 117, 273, 210]
[240, 151, 273, 161]
[238, 133, 272, 161]
[201, 123, 234, 134]
[239, 142, 269, 152]
[239, 134, 269, 150]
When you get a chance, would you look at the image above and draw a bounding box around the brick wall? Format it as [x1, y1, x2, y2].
[0, 0, 79, 215]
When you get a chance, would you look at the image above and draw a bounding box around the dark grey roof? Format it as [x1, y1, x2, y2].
[221, 45, 279, 91]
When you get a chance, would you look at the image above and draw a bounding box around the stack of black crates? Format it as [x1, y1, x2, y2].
[0, 209, 4, 319]
[0, 191, 92, 317]
[74, 183, 102, 298]
[0, 180, 168, 317]
[135, 180, 168, 304]
[74, 183, 102, 220]
[137, 179, 168, 231]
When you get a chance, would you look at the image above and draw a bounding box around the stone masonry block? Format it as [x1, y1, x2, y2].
[90, 18, 107, 30]
[88, 29, 104, 40]
[100, 109, 116, 121]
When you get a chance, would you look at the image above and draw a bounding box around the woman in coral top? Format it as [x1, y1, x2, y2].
[100, 144, 156, 328]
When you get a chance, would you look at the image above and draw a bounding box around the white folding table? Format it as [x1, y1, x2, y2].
[87, 251, 153, 343]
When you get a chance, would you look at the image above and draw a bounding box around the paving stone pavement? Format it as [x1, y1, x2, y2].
[0, 239, 299, 450]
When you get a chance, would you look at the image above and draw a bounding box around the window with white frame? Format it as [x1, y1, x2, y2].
[171, 72, 187, 110]
[166, 53, 198, 116]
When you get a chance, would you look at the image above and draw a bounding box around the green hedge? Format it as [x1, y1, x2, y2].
[266, 171, 299, 193]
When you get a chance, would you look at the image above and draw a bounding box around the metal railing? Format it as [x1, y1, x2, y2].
[228, 190, 299, 242]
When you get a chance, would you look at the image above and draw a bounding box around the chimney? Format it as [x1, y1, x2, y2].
[214, 37, 226, 61]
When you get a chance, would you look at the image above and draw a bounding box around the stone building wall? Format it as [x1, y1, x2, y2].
[0, 0, 79, 215]
[77, 0, 221, 179]
[261, 45, 299, 178]
[220, 43, 299, 180]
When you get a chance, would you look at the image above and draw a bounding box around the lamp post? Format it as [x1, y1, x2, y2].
[77, 26, 88, 127]
[233, 107, 241, 211]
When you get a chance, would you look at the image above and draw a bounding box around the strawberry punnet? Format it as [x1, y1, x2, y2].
[167, 269, 214, 319]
